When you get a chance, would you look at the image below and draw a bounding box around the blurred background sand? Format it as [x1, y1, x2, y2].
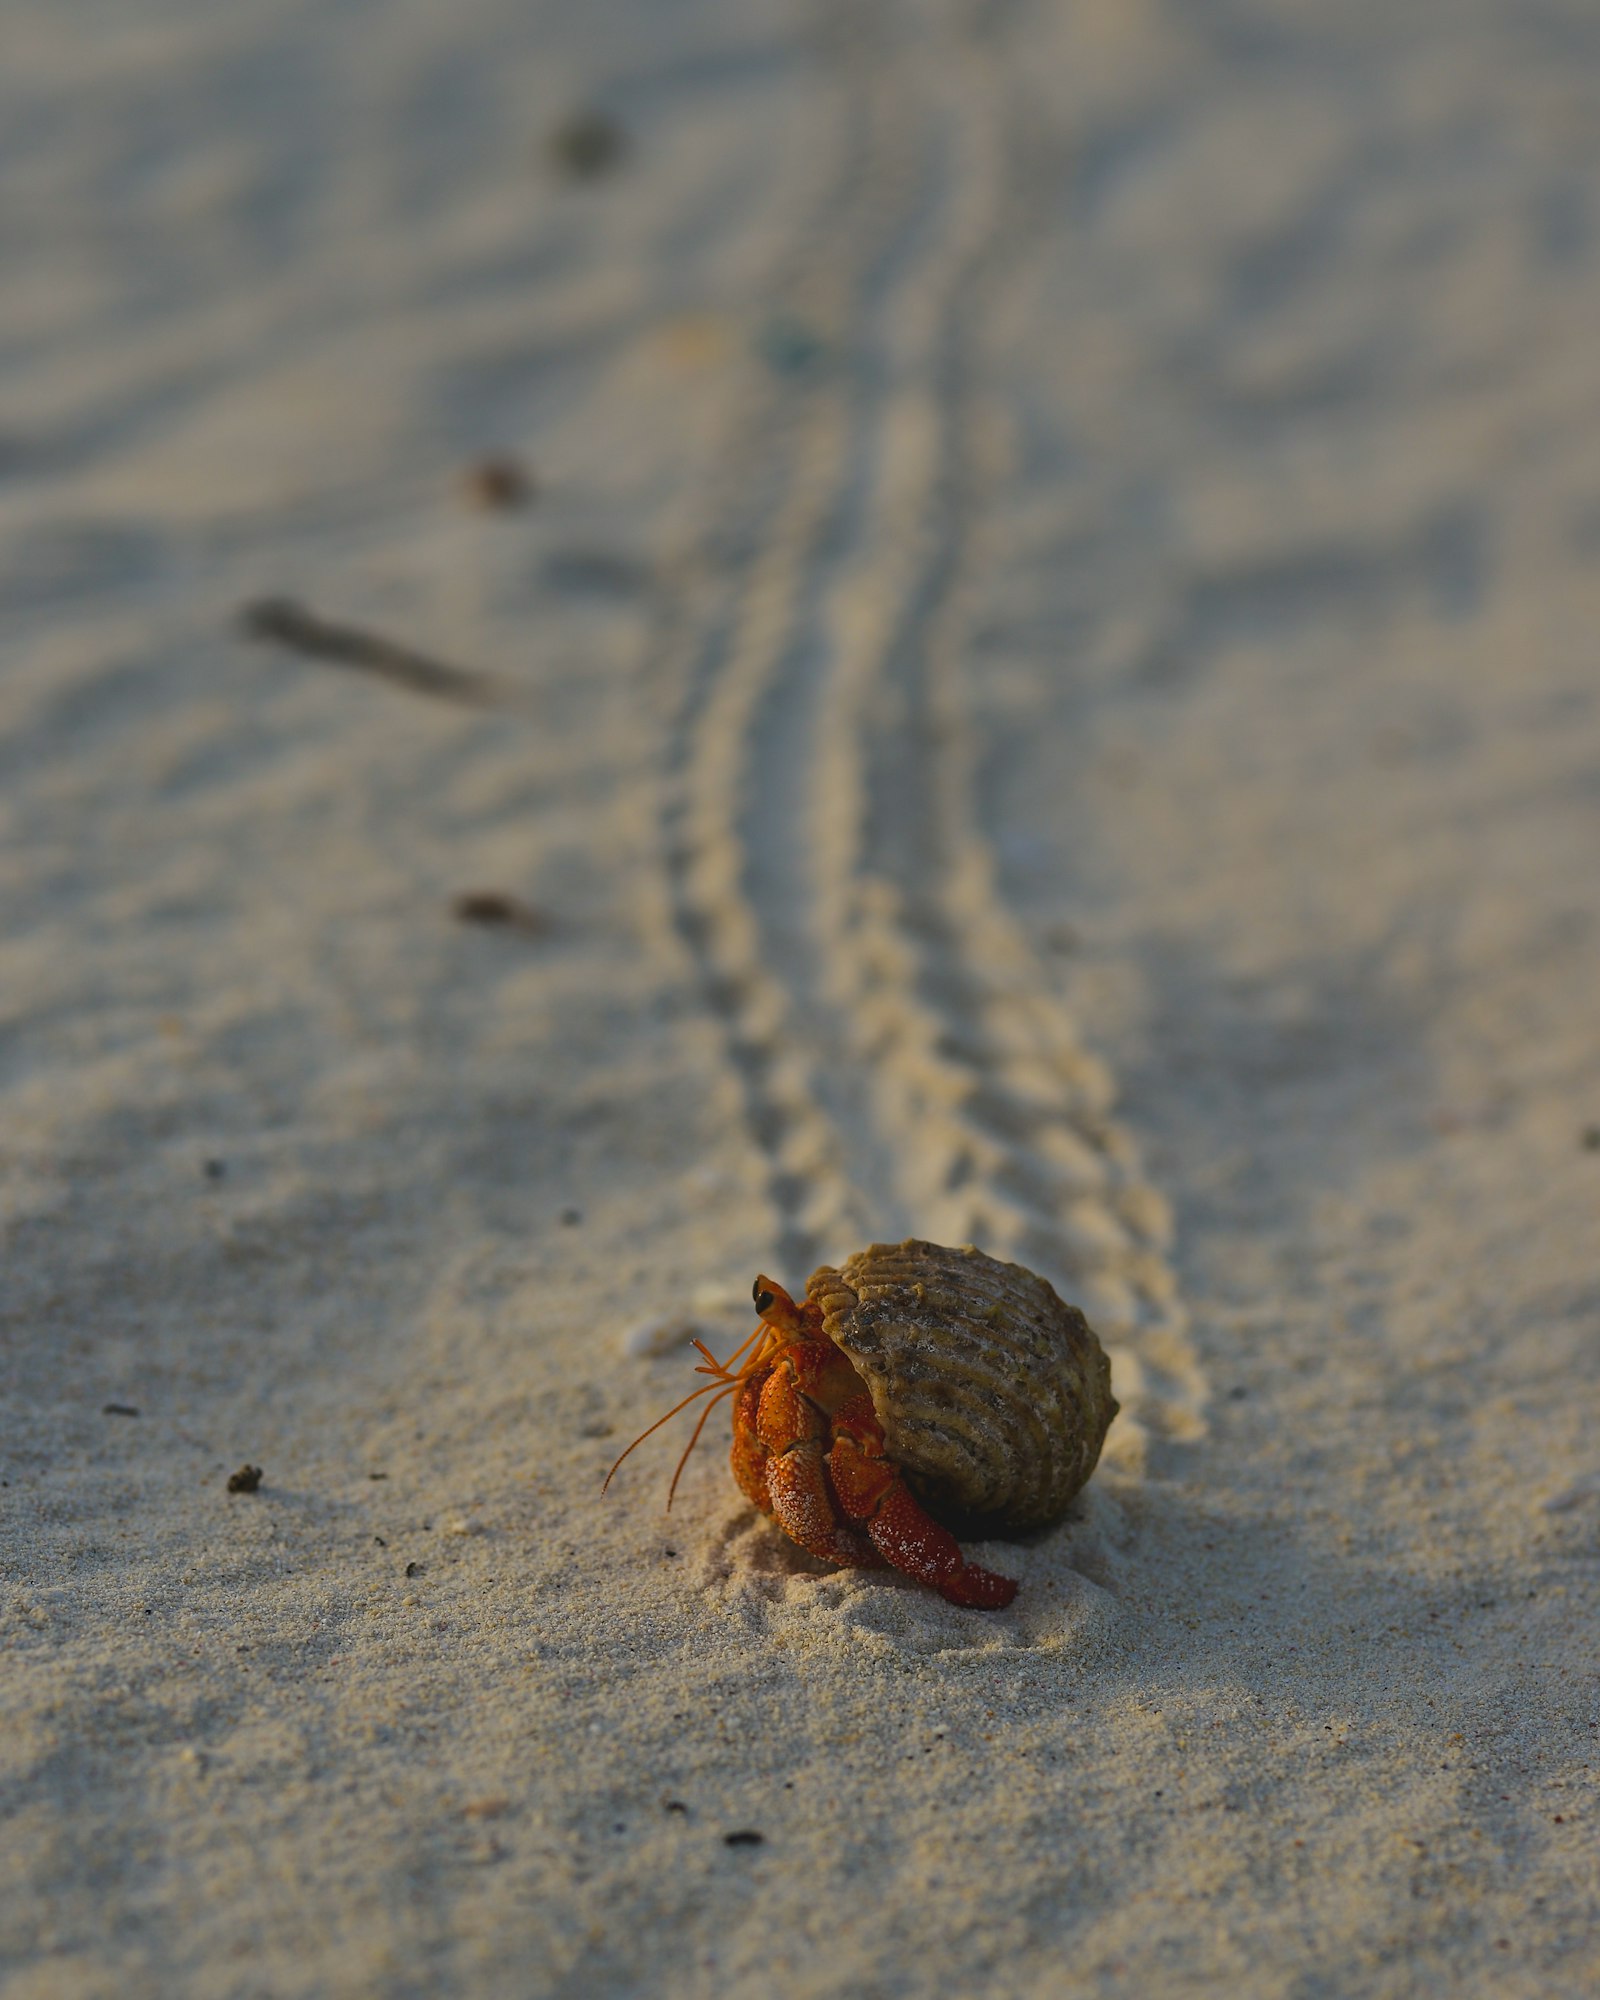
[2, 2, 1597, 1994]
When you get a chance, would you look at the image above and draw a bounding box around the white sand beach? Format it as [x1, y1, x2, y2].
[2, 1, 1597, 1994]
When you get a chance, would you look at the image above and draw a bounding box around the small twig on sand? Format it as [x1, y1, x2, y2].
[451, 891, 547, 937]
[237, 597, 499, 708]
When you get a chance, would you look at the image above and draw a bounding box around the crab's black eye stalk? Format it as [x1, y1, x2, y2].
[753, 1284, 775, 1313]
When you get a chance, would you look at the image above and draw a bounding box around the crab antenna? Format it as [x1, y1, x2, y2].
[660, 1320, 780, 1503]
[602, 1316, 778, 1494]
[726, 1312, 779, 1363]
[665, 1379, 743, 1511]
[691, 1318, 768, 1379]
[602, 1375, 739, 1492]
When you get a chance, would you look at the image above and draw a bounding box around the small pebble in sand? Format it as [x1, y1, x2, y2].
[723, 1830, 764, 1848]
[203, 1158, 226, 1181]
[103, 1403, 140, 1418]
[452, 891, 546, 937]
[226, 1464, 263, 1494]
[405, 1561, 425, 1578]
[755, 316, 825, 376]
[458, 457, 535, 512]
[1582, 1125, 1600, 1152]
[548, 110, 627, 180]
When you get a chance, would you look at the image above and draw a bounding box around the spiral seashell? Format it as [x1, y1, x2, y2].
[806, 1239, 1118, 1536]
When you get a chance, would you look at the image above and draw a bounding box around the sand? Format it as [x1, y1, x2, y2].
[2, 0, 1597, 1994]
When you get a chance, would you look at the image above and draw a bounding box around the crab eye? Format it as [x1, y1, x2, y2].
[753, 1284, 776, 1313]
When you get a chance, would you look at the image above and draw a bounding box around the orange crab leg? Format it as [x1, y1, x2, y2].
[729, 1369, 774, 1513]
[764, 1443, 882, 1570]
[755, 1360, 883, 1570]
[827, 1394, 1017, 1609]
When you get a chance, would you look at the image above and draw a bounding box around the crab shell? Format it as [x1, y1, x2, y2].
[805, 1239, 1118, 1537]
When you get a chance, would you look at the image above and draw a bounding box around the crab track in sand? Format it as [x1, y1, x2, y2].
[651, 0, 1207, 1477]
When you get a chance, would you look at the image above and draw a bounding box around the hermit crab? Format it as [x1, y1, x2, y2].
[606, 1239, 1118, 1608]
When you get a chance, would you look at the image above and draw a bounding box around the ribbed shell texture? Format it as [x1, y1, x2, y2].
[807, 1240, 1118, 1535]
